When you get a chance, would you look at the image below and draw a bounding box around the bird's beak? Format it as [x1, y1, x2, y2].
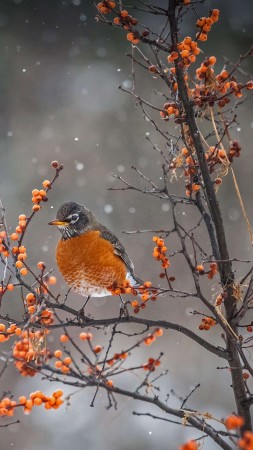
[48, 220, 68, 226]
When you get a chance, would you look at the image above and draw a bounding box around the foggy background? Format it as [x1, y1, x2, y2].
[0, 0, 252, 449]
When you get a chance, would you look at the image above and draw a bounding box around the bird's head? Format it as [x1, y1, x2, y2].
[49, 202, 94, 239]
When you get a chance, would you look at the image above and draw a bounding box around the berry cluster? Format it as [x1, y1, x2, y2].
[113, 10, 138, 30]
[199, 316, 216, 331]
[10, 214, 27, 241]
[54, 350, 73, 374]
[13, 329, 49, 377]
[0, 322, 22, 342]
[239, 432, 253, 450]
[15, 390, 63, 415]
[196, 262, 218, 279]
[167, 36, 200, 67]
[97, 1, 115, 14]
[25, 292, 54, 326]
[152, 236, 170, 269]
[160, 102, 179, 120]
[107, 351, 128, 366]
[144, 328, 163, 346]
[1, 393, 64, 418]
[142, 358, 161, 372]
[227, 140, 241, 162]
[142, 357, 161, 372]
[109, 279, 158, 314]
[196, 9, 219, 41]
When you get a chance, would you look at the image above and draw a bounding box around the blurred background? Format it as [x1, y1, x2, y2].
[0, 0, 252, 449]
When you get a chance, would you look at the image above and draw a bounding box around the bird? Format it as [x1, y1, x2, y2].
[49, 201, 141, 310]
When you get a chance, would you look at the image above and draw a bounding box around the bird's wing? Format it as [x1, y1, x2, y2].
[100, 229, 135, 274]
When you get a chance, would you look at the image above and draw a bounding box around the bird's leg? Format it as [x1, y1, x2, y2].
[119, 294, 129, 318]
[77, 295, 91, 320]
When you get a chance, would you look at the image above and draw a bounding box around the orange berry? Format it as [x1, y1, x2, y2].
[26, 292, 35, 302]
[18, 253, 27, 261]
[154, 328, 163, 337]
[196, 264, 204, 272]
[127, 32, 134, 42]
[189, 55, 196, 63]
[243, 372, 250, 380]
[218, 149, 226, 158]
[19, 396, 27, 405]
[113, 17, 121, 25]
[20, 268, 28, 276]
[61, 365, 70, 374]
[63, 357, 72, 365]
[32, 189, 39, 197]
[15, 327, 22, 336]
[37, 261, 45, 269]
[19, 220, 26, 229]
[0, 324, 6, 332]
[32, 205, 41, 212]
[196, 18, 205, 27]
[55, 361, 63, 369]
[212, 9, 219, 16]
[79, 332, 88, 340]
[60, 334, 69, 343]
[42, 180, 51, 188]
[28, 305, 36, 314]
[15, 261, 23, 269]
[149, 65, 158, 74]
[184, 36, 192, 44]
[53, 389, 63, 398]
[192, 184, 200, 192]
[120, 10, 128, 17]
[198, 33, 208, 42]
[209, 56, 216, 65]
[18, 214, 26, 221]
[181, 49, 189, 58]
[94, 345, 102, 354]
[7, 284, 14, 291]
[25, 399, 33, 410]
[167, 51, 178, 62]
[15, 226, 22, 233]
[106, 380, 114, 388]
[54, 350, 62, 358]
[131, 300, 139, 308]
[48, 276, 57, 285]
[180, 441, 198, 450]
[10, 233, 19, 241]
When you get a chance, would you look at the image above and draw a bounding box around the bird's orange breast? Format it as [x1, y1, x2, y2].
[56, 230, 127, 295]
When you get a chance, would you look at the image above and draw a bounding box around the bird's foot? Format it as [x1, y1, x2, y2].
[76, 296, 91, 322]
[76, 306, 91, 323]
[119, 297, 129, 319]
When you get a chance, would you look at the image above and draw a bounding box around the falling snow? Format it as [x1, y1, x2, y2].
[104, 204, 113, 214]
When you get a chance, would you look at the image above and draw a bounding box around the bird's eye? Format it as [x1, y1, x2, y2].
[70, 213, 79, 223]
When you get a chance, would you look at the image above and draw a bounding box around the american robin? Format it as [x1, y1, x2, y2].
[49, 202, 141, 304]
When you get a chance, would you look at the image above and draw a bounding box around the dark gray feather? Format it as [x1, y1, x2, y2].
[100, 229, 135, 274]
